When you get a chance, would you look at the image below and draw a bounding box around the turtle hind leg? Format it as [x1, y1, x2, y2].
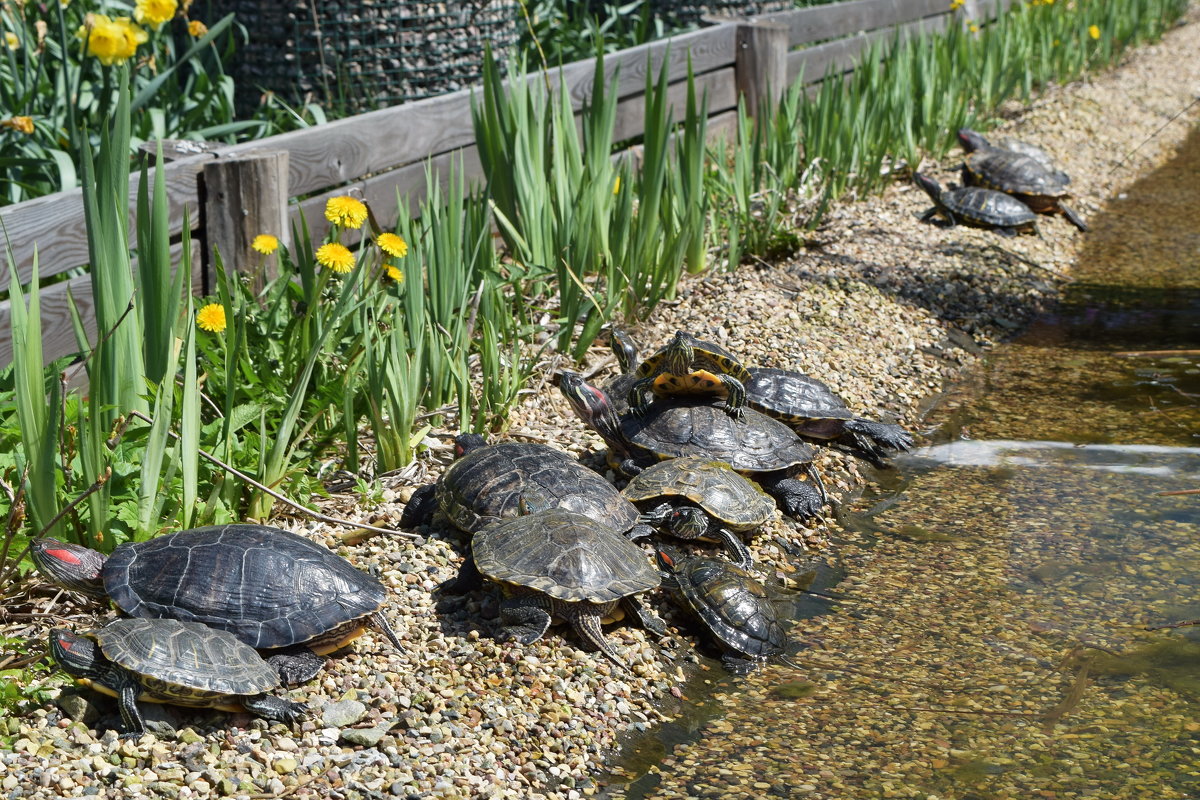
[1059, 202, 1090, 232]
[498, 597, 553, 645]
[241, 693, 308, 726]
[113, 669, 148, 739]
[719, 651, 759, 675]
[844, 419, 914, 452]
[265, 646, 326, 685]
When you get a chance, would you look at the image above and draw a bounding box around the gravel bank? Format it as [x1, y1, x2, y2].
[3, 9, 1200, 800]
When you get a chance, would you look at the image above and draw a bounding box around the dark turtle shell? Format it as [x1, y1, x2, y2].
[435, 441, 639, 534]
[104, 525, 389, 652]
[621, 457, 775, 532]
[93, 618, 280, 705]
[745, 367, 855, 424]
[914, 173, 1038, 233]
[473, 509, 658, 604]
[669, 554, 785, 659]
[620, 398, 815, 475]
[957, 130, 1087, 231]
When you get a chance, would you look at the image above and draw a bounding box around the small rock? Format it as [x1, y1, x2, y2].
[274, 757, 298, 774]
[218, 778, 239, 796]
[175, 728, 204, 744]
[339, 722, 393, 747]
[57, 690, 105, 724]
[322, 699, 368, 728]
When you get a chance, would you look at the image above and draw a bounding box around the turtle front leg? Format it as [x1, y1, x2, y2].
[717, 375, 748, 420]
[112, 668, 148, 739]
[241, 693, 308, 726]
[715, 529, 753, 569]
[757, 471, 824, 520]
[439, 554, 485, 594]
[265, 646, 327, 685]
[498, 597, 553, 645]
[399, 483, 438, 528]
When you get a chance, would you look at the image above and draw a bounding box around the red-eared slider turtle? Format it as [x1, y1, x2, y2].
[50, 618, 307, 738]
[472, 508, 663, 670]
[957, 129, 1088, 232]
[629, 331, 751, 420]
[621, 457, 774, 563]
[914, 173, 1039, 237]
[655, 548, 785, 674]
[560, 372, 827, 520]
[746, 367, 914, 465]
[31, 525, 403, 685]
[602, 328, 641, 417]
[957, 128, 1069, 183]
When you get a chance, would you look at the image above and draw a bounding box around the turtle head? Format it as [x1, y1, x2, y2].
[653, 548, 685, 587]
[30, 539, 108, 601]
[453, 433, 488, 458]
[912, 173, 942, 203]
[610, 329, 639, 375]
[48, 628, 106, 681]
[663, 331, 695, 377]
[560, 369, 624, 434]
[662, 507, 711, 540]
[957, 128, 989, 153]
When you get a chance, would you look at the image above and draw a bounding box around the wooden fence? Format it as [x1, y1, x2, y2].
[0, 0, 1011, 368]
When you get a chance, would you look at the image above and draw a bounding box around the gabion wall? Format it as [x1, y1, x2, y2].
[216, 1, 521, 116]
[646, 1, 796, 27]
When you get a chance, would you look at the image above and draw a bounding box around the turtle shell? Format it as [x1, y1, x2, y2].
[746, 367, 855, 424]
[435, 441, 639, 534]
[622, 398, 815, 475]
[473, 509, 658, 604]
[671, 555, 785, 659]
[964, 149, 1070, 199]
[621, 457, 775, 532]
[941, 185, 1039, 230]
[93, 618, 279, 706]
[104, 525, 388, 651]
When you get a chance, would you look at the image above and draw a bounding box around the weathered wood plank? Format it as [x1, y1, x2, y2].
[786, 13, 951, 84]
[0, 154, 209, 288]
[762, 0, 952, 46]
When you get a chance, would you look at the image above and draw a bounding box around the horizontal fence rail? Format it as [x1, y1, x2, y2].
[0, 0, 1001, 368]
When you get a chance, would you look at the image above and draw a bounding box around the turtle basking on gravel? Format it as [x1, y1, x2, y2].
[472, 507, 665, 670]
[956, 127, 1069, 183]
[560, 371, 827, 520]
[50, 618, 307, 738]
[655, 548, 786, 674]
[628, 330, 752, 420]
[745, 367, 914, 466]
[957, 128, 1088, 232]
[621, 456, 774, 563]
[32, 525, 403, 685]
[914, 172, 1039, 237]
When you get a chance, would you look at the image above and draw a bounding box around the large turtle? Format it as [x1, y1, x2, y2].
[560, 371, 827, 520]
[50, 618, 307, 738]
[472, 508, 663, 670]
[31, 525, 403, 685]
[621, 457, 775, 563]
[629, 331, 752, 420]
[745, 367, 914, 466]
[957, 129, 1088, 232]
[398, 433, 653, 592]
[914, 172, 1039, 237]
[957, 127, 1068, 183]
[655, 548, 786, 674]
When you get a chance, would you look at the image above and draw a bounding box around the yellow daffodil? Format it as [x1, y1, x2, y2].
[5, 32, 19, 50]
[77, 14, 146, 66]
[950, 0, 964, 9]
[134, 0, 177, 28]
[377, 232, 408, 258]
[1, 117, 34, 135]
[251, 234, 279, 255]
[1088, 24, 1101, 39]
[316, 242, 355, 274]
[196, 303, 226, 333]
[385, 265, 404, 283]
[187, 19, 207, 37]
[324, 196, 369, 230]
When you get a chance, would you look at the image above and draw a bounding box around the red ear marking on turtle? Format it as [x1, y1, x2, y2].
[45, 548, 83, 566]
[56, 637, 74, 650]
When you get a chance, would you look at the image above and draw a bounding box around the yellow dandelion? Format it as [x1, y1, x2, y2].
[251, 233, 279, 254]
[316, 242, 355, 274]
[134, 0, 177, 28]
[377, 232, 408, 258]
[385, 265, 404, 283]
[196, 303, 226, 333]
[324, 196, 369, 230]
[1088, 24, 1101, 40]
[968, 22, 978, 32]
[187, 19, 207, 37]
[1, 117, 34, 135]
[5, 32, 19, 50]
[949, 0, 964, 9]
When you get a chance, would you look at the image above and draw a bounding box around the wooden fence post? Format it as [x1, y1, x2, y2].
[734, 21, 789, 118]
[202, 150, 290, 290]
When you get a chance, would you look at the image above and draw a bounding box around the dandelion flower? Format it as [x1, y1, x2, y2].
[377, 232, 408, 258]
[1, 117, 34, 135]
[385, 265, 404, 283]
[324, 196, 369, 230]
[1088, 24, 1101, 39]
[316, 242, 355, 274]
[196, 303, 226, 333]
[968, 22, 978, 33]
[134, 0, 177, 28]
[251, 233, 279, 254]
[187, 19, 207, 37]
[949, 0, 964, 9]
[5, 32, 19, 50]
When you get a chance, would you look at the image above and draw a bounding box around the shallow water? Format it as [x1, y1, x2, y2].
[599, 127, 1200, 799]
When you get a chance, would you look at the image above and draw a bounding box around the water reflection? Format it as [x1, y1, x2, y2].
[911, 439, 1200, 478]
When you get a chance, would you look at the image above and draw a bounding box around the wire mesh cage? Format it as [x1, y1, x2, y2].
[217, 1, 521, 116]
[647, 0, 796, 27]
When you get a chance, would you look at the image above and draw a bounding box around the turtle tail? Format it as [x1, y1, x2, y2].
[570, 609, 628, 672]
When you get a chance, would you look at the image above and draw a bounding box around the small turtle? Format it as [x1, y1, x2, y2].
[629, 331, 752, 420]
[957, 128, 1068, 183]
[914, 172, 1039, 237]
[50, 618, 307, 738]
[472, 508, 664, 670]
[957, 129, 1088, 232]
[656, 548, 786, 674]
[560, 371, 827, 520]
[602, 328, 641, 417]
[31, 525, 402, 685]
[621, 457, 775, 563]
[745, 367, 914, 465]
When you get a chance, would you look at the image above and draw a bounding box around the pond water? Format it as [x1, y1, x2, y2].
[599, 126, 1200, 800]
